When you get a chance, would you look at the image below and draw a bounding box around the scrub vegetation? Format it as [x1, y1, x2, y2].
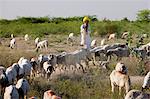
[0, 9, 150, 99]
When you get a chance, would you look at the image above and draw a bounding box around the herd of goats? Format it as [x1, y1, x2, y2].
[0, 32, 150, 99]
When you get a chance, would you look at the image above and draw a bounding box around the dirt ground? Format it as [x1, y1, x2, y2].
[0, 34, 147, 83]
[1, 34, 150, 99]
[0, 34, 126, 53]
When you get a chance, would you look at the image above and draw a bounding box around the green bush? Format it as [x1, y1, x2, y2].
[95, 21, 122, 37]
[0, 16, 150, 38]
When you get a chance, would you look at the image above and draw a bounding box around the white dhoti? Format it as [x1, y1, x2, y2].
[80, 31, 86, 45]
[80, 31, 91, 49]
[80, 24, 91, 49]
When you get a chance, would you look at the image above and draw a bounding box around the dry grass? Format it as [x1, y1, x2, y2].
[0, 34, 149, 99]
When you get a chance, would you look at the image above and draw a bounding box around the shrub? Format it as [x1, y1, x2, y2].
[95, 21, 122, 37]
[0, 16, 150, 38]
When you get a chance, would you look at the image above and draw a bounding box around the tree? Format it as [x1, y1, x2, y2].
[121, 17, 130, 22]
[90, 15, 98, 22]
[136, 9, 150, 22]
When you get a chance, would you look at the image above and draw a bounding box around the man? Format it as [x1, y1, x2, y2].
[80, 16, 91, 49]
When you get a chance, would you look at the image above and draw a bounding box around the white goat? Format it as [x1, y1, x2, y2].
[122, 32, 129, 39]
[110, 70, 131, 95]
[115, 62, 128, 74]
[125, 89, 150, 99]
[98, 61, 109, 69]
[43, 61, 54, 80]
[36, 40, 48, 52]
[89, 43, 128, 63]
[106, 47, 130, 61]
[30, 57, 38, 78]
[91, 39, 97, 48]
[132, 47, 147, 60]
[11, 34, 14, 39]
[37, 54, 50, 74]
[5, 66, 18, 84]
[18, 57, 29, 65]
[19, 63, 32, 78]
[0, 66, 5, 72]
[102, 43, 127, 54]
[35, 37, 39, 47]
[11, 63, 20, 80]
[5, 63, 19, 84]
[108, 33, 116, 40]
[88, 46, 104, 64]
[142, 34, 148, 38]
[100, 39, 105, 46]
[142, 71, 150, 91]
[24, 34, 29, 41]
[10, 38, 16, 49]
[16, 78, 30, 99]
[56, 48, 89, 73]
[43, 90, 55, 99]
[18, 57, 30, 66]
[140, 42, 150, 53]
[18, 57, 32, 78]
[67, 33, 74, 45]
[4, 85, 19, 99]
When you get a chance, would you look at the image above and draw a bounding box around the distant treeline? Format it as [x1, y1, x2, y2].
[0, 15, 98, 24]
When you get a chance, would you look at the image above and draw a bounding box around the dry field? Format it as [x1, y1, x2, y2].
[0, 34, 149, 99]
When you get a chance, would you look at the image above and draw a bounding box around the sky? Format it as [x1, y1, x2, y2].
[0, 0, 149, 20]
